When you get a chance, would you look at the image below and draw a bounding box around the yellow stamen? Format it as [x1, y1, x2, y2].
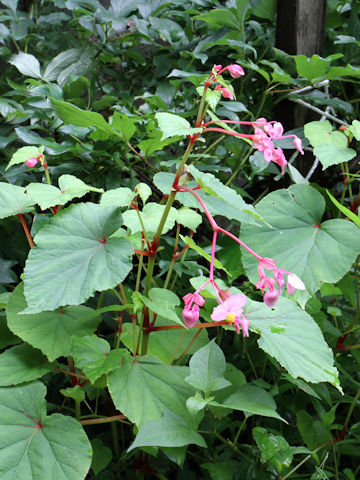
[226, 313, 236, 323]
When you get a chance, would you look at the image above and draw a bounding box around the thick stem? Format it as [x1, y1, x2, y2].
[79, 414, 126, 425]
[44, 164, 51, 186]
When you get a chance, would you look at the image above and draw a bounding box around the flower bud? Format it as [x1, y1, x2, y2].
[26, 157, 38, 168]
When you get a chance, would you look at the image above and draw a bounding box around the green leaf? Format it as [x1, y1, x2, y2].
[0, 344, 53, 386]
[71, 335, 129, 383]
[44, 48, 83, 82]
[107, 356, 194, 427]
[304, 120, 347, 147]
[128, 410, 206, 451]
[90, 439, 112, 476]
[314, 143, 356, 169]
[0, 316, 20, 350]
[60, 385, 85, 403]
[181, 235, 230, 275]
[296, 410, 332, 450]
[135, 182, 152, 204]
[294, 54, 334, 81]
[0, 382, 92, 479]
[185, 340, 231, 394]
[246, 296, 341, 390]
[350, 119, 360, 140]
[110, 112, 136, 142]
[142, 288, 183, 326]
[155, 112, 202, 140]
[123, 202, 177, 235]
[0, 183, 35, 219]
[50, 98, 116, 136]
[194, 9, 240, 30]
[26, 174, 104, 210]
[176, 208, 202, 231]
[100, 187, 135, 208]
[6, 284, 102, 361]
[253, 427, 292, 474]
[120, 319, 208, 363]
[327, 190, 360, 228]
[6, 145, 42, 170]
[23, 203, 134, 313]
[210, 384, 283, 421]
[9, 52, 42, 79]
[241, 185, 360, 306]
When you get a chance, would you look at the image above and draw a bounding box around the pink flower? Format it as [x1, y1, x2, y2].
[226, 64, 245, 78]
[264, 289, 279, 307]
[264, 122, 284, 139]
[26, 157, 38, 168]
[182, 304, 199, 328]
[211, 294, 249, 336]
[183, 292, 205, 307]
[287, 273, 306, 295]
[272, 148, 287, 173]
[293, 137, 304, 155]
[214, 85, 234, 100]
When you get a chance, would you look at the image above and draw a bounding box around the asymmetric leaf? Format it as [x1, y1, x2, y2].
[155, 112, 202, 140]
[23, 203, 134, 313]
[0, 183, 34, 219]
[108, 356, 194, 427]
[0, 382, 92, 480]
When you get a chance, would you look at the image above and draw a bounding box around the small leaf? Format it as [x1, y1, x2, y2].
[6, 145, 42, 171]
[0, 344, 53, 386]
[253, 427, 292, 474]
[71, 335, 129, 383]
[176, 208, 202, 231]
[314, 143, 356, 169]
[155, 112, 202, 140]
[110, 112, 136, 142]
[185, 340, 231, 394]
[0, 183, 34, 219]
[60, 385, 85, 403]
[100, 187, 135, 208]
[0, 382, 92, 480]
[44, 48, 83, 82]
[91, 439, 112, 476]
[142, 288, 183, 326]
[50, 98, 116, 136]
[9, 52, 42, 79]
[128, 410, 206, 451]
[135, 182, 152, 204]
[123, 202, 177, 235]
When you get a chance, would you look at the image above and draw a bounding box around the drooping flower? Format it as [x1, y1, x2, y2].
[26, 157, 38, 168]
[226, 64, 245, 78]
[182, 304, 199, 328]
[287, 273, 306, 295]
[211, 294, 249, 336]
[264, 289, 279, 307]
[214, 85, 234, 100]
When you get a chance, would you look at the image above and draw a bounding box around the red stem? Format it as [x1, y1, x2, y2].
[17, 214, 34, 248]
[145, 320, 229, 332]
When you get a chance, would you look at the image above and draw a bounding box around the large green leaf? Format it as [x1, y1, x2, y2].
[245, 296, 341, 390]
[313, 143, 356, 169]
[107, 356, 194, 427]
[6, 284, 102, 361]
[128, 410, 206, 451]
[71, 336, 129, 383]
[185, 340, 231, 395]
[9, 52, 42, 79]
[241, 185, 360, 305]
[26, 175, 104, 210]
[194, 9, 240, 29]
[0, 382, 92, 479]
[0, 183, 34, 219]
[23, 203, 134, 313]
[0, 344, 53, 386]
[155, 112, 202, 140]
[141, 288, 183, 326]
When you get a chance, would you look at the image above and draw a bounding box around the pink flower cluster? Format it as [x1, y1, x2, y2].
[252, 118, 304, 173]
[205, 63, 244, 101]
[257, 257, 306, 307]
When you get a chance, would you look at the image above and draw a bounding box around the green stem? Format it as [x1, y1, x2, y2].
[74, 400, 81, 421]
[163, 224, 180, 289]
[44, 165, 51, 185]
[79, 414, 126, 425]
[111, 422, 120, 459]
[280, 442, 332, 480]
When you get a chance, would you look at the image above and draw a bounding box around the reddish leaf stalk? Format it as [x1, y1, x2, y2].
[17, 213, 34, 248]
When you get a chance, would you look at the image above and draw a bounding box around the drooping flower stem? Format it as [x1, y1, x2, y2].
[17, 213, 34, 248]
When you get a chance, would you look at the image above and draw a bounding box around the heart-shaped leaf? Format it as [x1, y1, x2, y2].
[23, 203, 134, 313]
[155, 112, 202, 140]
[0, 382, 92, 480]
[0, 183, 34, 219]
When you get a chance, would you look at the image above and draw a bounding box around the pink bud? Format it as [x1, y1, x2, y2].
[264, 289, 279, 307]
[220, 87, 234, 100]
[182, 304, 199, 328]
[238, 315, 249, 337]
[26, 157, 38, 168]
[227, 64, 245, 78]
[287, 273, 306, 295]
[293, 137, 304, 155]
